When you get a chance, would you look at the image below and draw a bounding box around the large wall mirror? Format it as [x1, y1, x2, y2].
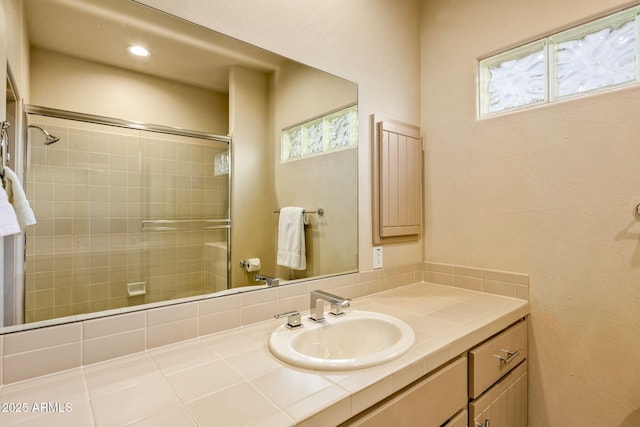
[1, 0, 358, 331]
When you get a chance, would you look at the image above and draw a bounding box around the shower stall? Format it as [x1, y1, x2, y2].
[23, 107, 231, 323]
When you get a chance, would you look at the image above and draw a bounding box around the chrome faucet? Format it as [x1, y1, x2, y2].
[254, 274, 280, 287]
[309, 290, 350, 322]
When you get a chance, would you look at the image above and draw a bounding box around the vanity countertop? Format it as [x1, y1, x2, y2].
[0, 283, 529, 427]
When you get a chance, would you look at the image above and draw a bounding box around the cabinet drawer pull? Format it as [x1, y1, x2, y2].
[476, 420, 490, 427]
[493, 349, 520, 365]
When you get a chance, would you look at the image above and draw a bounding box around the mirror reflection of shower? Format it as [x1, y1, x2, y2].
[28, 125, 60, 145]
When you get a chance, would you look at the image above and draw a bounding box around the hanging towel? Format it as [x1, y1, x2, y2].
[277, 206, 306, 270]
[0, 182, 20, 236]
[3, 167, 36, 230]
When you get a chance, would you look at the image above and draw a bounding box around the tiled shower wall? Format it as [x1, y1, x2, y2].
[25, 118, 229, 323]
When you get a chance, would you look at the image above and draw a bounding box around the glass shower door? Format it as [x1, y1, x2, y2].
[24, 113, 230, 323]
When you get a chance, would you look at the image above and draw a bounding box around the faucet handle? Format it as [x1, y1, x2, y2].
[330, 299, 351, 316]
[274, 310, 302, 329]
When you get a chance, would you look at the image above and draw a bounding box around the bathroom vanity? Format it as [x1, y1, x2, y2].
[341, 319, 528, 426]
[0, 283, 529, 426]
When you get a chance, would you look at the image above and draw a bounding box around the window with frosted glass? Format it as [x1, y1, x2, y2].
[478, 5, 640, 118]
[479, 41, 547, 116]
[551, 10, 637, 99]
[281, 105, 358, 162]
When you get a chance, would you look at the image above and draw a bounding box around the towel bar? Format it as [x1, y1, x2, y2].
[273, 207, 324, 216]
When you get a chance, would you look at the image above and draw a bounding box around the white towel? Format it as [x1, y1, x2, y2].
[277, 206, 306, 270]
[0, 183, 20, 237]
[3, 167, 36, 229]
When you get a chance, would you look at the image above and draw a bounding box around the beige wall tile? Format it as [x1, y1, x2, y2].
[242, 287, 278, 306]
[515, 273, 529, 286]
[84, 329, 146, 365]
[483, 269, 515, 283]
[359, 270, 380, 283]
[198, 293, 241, 315]
[242, 301, 277, 325]
[83, 311, 146, 339]
[428, 262, 454, 274]
[3, 343, 82, 384]
[149, 341, 219, 376]
[454, 265, 482, 278]
[428, 271, 454, 286]
[453, 275, 482, 292]
[482, 280, 516, 298]
[198, 309, 242, 336]
[277, 294, 307, 315]
[515, 285, 529, 300]
[147, 302, 198, 326]
[360, 279, 380, 297]
[4, 323, 81, 355]
[147, 319, 198, 348]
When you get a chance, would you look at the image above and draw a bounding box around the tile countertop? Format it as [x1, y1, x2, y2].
[0, 283, 529, 427]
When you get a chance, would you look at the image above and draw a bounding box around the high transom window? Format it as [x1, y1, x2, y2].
[479, 6, 639, 118]
[281, 105, 358, 162]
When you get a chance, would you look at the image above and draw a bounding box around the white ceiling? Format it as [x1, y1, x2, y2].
[24, 0, 287, 93]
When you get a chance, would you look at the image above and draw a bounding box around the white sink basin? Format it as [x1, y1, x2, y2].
[269, 310, 415, 370]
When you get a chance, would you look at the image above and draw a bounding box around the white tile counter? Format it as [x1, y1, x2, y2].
[0, 283, 529, 426]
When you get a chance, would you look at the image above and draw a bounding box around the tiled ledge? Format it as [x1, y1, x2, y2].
[424, 262, 529, 300]
[0, 283, 529, 427]
[0, 264, 423, 385]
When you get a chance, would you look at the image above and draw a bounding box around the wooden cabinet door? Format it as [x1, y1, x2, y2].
[372, 116, 422, 244]
[469, 361, 528, 427]
[342, 356, 467, 427]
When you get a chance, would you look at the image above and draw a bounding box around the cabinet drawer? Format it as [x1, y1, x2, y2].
[343, 356, 467, 427]
[470, 360, 528, 427]
[469, 319, 527, 399]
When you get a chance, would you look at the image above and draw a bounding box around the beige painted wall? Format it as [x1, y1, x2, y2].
[29, 48, 229, 134]
[421, 0, 640, 425]
[136, 0, 424, 272]
[273, 61, 358, 280]
[229, 66, 275, 286]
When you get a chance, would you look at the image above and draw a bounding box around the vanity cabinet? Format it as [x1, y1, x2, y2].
[341, 318, 528, 427]
[469, 361, 527, 427]
[468, 319, 528, 427]
[341, 356, 467, 427]
[447, 409, 468, 427]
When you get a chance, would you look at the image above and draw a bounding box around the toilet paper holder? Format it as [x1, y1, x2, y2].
[240, 258, 261, 272]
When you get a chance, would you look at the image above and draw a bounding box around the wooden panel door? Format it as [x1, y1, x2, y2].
[372, 116, 422, 244]
[469, 361, 528, 427]
[342, 356, 467, 427]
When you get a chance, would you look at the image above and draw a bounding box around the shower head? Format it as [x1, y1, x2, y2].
[28, 125, 60, 145]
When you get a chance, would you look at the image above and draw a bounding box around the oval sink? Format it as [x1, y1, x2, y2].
[269, 310, 415, 370]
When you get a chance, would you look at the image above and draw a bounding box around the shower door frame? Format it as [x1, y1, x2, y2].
[22, 104, 232, 323]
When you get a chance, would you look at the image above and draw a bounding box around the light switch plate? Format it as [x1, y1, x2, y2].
[373, 246, 383, 269]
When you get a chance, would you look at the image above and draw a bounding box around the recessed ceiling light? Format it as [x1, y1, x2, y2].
[126, 45, 150, 57]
